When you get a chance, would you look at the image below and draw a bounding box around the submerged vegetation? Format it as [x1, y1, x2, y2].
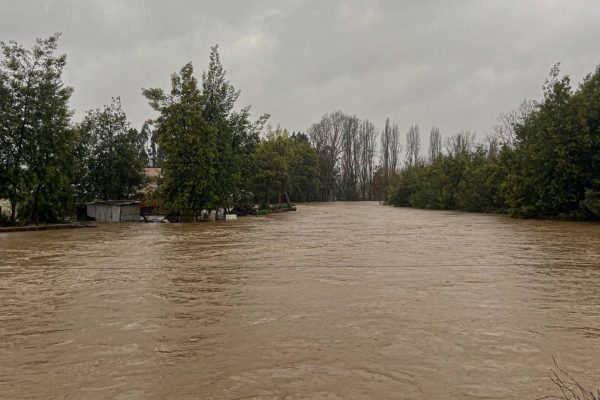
[1, 33, 599, 224]
[542, 358, 600, 400]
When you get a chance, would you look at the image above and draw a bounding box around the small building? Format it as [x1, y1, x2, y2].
[86, 201, 141, 222]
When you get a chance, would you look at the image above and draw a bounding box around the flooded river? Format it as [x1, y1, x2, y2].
[1, 202, 599, 399]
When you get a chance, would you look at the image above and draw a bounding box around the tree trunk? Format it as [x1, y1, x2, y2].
[29, 186, 41, 225]
[10, 200, 17, 225]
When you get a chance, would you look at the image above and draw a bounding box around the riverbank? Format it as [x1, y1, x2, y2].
[0, 223, 96, 233]
[244, 203, 297, 216]
[384, 202, 600, 223]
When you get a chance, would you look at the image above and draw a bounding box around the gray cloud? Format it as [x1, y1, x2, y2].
[2, 0, 599, 140]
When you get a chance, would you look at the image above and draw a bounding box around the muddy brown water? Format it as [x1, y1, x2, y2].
[1, 202, 599, 399]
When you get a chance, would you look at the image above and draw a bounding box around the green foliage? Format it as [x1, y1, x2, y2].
[3, 34, 597, 223]
[253, 128, 293, 208]
[502, 64, 600, 219]
[201, 45, 269, 210]
[143, 46, 270, 218]
[390, 63, 600, 221]
[253, 129, 320, 208]
[0, 33, 75, 224]
[389, 144, 507, 212]
[582, 190, 600, 217]
[371, 167, 400, 202]
[289, 133, 320, 202]
[142, 121, 163, 167]
[143, 63, 217, 220]
[74, 97, 146, 202]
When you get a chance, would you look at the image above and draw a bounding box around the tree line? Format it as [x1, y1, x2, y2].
[387, 64, 600, 220]
[305, 64, 600, 221]
[1, 34, 598, 224]
[0, 35, 152, 225]
[0, 34, 321, 224]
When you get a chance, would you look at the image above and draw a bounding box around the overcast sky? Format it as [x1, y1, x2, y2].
[2, 0, 599, 139]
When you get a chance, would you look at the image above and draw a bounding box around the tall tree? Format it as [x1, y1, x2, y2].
[389, 122, 402, 173]
[74, 97, 146, 201]
[143, 63, 217, 220]
[380, 118, 391, 177]
[357, 119, 377, 200]
[406, 124, 421, 166]
[340, 114, 360, 200]
[0, 33, 74, 224]
[289, 132, 320, 202]
[308, 111, 344, 200]
[445, 130, 475, 156]
[254, 129, 319, 206]
[253, 128, 294, 207]
[503, 64, 600, 218]
[308, 112, 380, 201]
[202, 46, 238, 210]
[379, 118, 402, 198]
[142, 120, 163, 167]
[201, 45, 268, 209]
[492, 99, 536, 149]
[428, 126, 442, 162]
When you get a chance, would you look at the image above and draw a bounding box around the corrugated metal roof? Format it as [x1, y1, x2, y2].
[87, 200, 141, 206]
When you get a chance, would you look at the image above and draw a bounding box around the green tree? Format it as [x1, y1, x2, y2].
[389, 144, 505, 212]
[143, 63, 217, 221]
[372, 167, 400, 202]
[201, 45, 269, 210]
[0, 33, 74, 224]
[253, 129, 293, 208]
[289, 133, 320, 202]
[503, 64, 600, 219]
[253, 129, 320, 207]
[142, 120, 163, 167]
[74, 97, 146, 201]
[455, 147, 505, 213]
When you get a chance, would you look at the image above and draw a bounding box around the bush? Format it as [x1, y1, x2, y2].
[582, 190, 600, 218]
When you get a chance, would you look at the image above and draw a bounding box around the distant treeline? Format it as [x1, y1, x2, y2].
[302, 65, 600, 221]
[287, 66, 599, 222]
[1, 34, 599, 224]
[386, 64, 600, 220]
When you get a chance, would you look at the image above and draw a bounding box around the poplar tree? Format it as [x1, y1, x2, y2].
[406, 125, 421, 166]
[428, 126, 442, 162]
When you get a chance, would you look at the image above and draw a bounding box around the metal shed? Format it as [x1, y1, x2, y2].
[86, 201, 140, 222]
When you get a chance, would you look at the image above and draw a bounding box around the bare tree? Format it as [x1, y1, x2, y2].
[541, 357, 600, 400]
[309, 112, 389, 201]
[308, 111, 344, 200]
[428, 126, 442, 162]
[493, 99, 536, 148]
[389, 122, 402, 173]
[380, 118, 391, 176]
[340, 114, 360, 200]
[485, 135, 499, 158]
[358, 119, 377, 200]
[406, 124, 421, 166]
[445, 130, 476, 156]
